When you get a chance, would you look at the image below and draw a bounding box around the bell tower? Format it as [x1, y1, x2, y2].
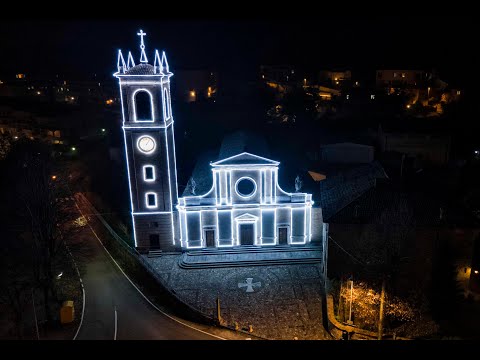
[114, 30, 179, 252]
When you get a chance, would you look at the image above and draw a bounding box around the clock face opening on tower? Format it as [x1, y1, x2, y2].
[137, 135, 156, 154]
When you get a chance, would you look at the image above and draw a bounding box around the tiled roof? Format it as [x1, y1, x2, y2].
[218, 130, 270, 160]
[124, 64, 155, 75]
[181, 150, 217, 197]
[328, 182, 479, 227]
[315, 161, 388, 219]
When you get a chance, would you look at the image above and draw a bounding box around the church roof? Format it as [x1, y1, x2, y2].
[211, 152, 279, 167]
[124, 63, 156, 75]
[218, 131, 270, 160]
[181, 149, 217, 197]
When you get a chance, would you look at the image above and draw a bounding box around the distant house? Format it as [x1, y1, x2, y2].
[303, 140, 387, 220]
[320, 142, 374, 164]
[318, 69, 352, 88]
[326, 181, 480, 295]
[376, 69, 426, 88]
[173, 70, 217, 103]
[378, 131, 451, 167]
[0, 105, 67, 145]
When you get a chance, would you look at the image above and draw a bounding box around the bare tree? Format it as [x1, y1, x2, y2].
[0, 134, 11, 160]
[378, 195, 415, 292]
[9, 142, 63, 323]
[0, 232, 34, 339]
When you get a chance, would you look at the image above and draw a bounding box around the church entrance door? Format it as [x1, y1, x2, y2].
[205, 230, 216, 248]
[278, 227, 288, 245]
[239, 224, 254, 246]
[149, 234, 160, 249]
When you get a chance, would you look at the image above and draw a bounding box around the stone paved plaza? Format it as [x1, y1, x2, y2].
[145, 254, 329, 340]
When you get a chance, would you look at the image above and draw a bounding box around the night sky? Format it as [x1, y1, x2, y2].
[0, 17, 476, 86]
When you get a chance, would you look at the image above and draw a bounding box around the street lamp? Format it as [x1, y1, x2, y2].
[347, 279, 354, 325]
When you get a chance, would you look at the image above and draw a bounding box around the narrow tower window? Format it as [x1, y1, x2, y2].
[143, 165, 155, 182]
[146, 192, 157, 208]
[163, 88, 171, 120]
[134, 90, 154, 122]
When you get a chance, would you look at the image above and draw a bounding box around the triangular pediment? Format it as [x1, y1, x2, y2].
[235, 213, 259, 221]
[211, 152, 279, 167]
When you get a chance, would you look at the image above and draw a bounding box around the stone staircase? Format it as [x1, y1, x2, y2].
[179, 245, 323, 269]
[147, 249, 163, 258]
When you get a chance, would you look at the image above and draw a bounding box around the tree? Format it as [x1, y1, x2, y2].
[0, 134, 11, 160]
[4, 140, 63, 323]
[339, 280, 416, 332]
[282, 86, 316, 122]
[0, 231, 34, 339]
[378, 195, 415, 294]
[429, 237, 464, 327]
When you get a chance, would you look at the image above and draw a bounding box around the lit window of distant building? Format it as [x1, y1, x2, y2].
[189, 90, 196, 102]
[393, 72, 398, 78]
[401, 73, 406, 78]
[457, 90, 461, 95]
[371, 94, 375, 100]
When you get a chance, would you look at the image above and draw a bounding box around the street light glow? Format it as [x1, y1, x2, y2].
[71, 147, 76, 151]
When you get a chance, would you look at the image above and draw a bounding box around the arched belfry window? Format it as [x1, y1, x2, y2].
[133, 90, 154, 122]
[163, 88, 171, 120]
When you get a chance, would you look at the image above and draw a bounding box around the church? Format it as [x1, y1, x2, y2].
[114, 31, 323, 252]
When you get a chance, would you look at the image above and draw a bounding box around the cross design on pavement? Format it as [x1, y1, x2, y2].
[238, 278, 261, 293]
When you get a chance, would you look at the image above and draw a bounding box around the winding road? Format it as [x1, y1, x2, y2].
[69, 194, 224, 340]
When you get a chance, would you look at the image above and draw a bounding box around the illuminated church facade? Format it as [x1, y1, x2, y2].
[178, 152, 314, 249]
[115, 31, 319, 252]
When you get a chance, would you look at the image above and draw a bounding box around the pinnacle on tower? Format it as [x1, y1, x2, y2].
[161, 51, 170, 73]
[154, 50, 164, 74]
[127, 51, 135, 69]
[117, 50, 126, 73]
[137, 29, 148, 63]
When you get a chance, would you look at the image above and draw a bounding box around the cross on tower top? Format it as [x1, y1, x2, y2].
[137, 30, 147, 47]
[137, 29, 148, 63]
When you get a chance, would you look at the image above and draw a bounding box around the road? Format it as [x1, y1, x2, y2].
[70, 194, 222, 340]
